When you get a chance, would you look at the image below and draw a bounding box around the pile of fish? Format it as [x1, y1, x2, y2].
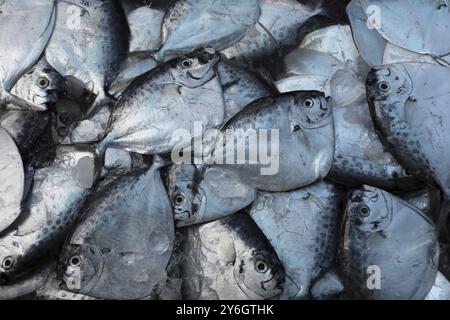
[1, 0, 450, 300]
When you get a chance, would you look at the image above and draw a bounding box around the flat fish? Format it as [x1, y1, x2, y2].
[0, 0, 57, 111]
[0, 146, 97, 282]
[212, 91, 334, 192]
[155, 0, 260, 62]
[179, 213, 285, 300]
[126, 6, 164, 53]
[339, 185, 439, 299]
[366, 63, 450, 199]
[98, 48, 225, 155]
[360, 0, 450, 56]
[0, 127, 24, 233]
[45, 0, 129, 114]
[59, 157, 174, 300]
[249, 181, 342, 299]
[346, 0, 386, 67]
[166, 164, 256, 227]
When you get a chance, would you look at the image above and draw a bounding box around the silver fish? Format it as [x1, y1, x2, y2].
[45, 0, 129, 114]
[166, 164, 256, 227]
[0, 127, 24, 233]
[0, 146, 97, 282]
[98, 48, 225, 155]
[360, 0, 450, 56]
[155, 0, 260, 62]
[59, 157, 174, 300]
[339, 185, 439, 299]
[366, 63, 450, 204]
[179, 213, 284, 300]
[127, 6, 164, 53]
[0, 0, 57, 111]
[249, 181, 342, 299]
[212, 91, 334, 192]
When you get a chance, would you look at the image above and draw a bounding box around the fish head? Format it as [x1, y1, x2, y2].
[59, 243, 104, 295]
[366, 65, 413, 124]
[10, 58, 63, 111]
[289, 91, 332, 131]
[169, 47, 220, 88]
[344, 185, 392, 235]
[0, 240, 22, 284]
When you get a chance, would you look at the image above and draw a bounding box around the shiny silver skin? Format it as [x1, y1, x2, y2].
[367, 63, 450, 199]
[98, 48, 225, 155]
[155, 0, 260, 62]
[217, 59, 274, 122]
[222, 0, 322, 64]
[0, 0, 57, 111]
[45, 0, 129, 114]
[179, 213, 285, 300]
[166, 165, 256, 227]
[59, 157, 174, 300]
[339, 185, 439, 299]
[0, 127, 24, 233]
[126, 6, 164, 53]
[425, 271, 450, 300]
[214, 91, 334, 192]
[0, 262, 53, 300]
[249, 181, 342, 299]
[0, 146, 97, 282]
[360, 0, 450, 56]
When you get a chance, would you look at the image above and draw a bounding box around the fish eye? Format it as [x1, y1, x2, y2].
[69, 255, 82, 266]
[255, 260, 269, 273]
[357, 204, 371, 217]
[175, 194, 185, 204]
[181, 59, 193, 68]
[302, 97, 315, 108]
[377, 81, 390, 92]
[1, 256, 14, 270]
[37, 77, 50, 89]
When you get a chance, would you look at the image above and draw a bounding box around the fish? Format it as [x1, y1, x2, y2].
[360, 0, 450, 57]
[0, 261, 53, 300]
[178, 213, 285, 300]
[0, 146, 97, 283]
[249, 181, 343, 299]
[339, 185, 439, 299]
[382, 42, 450, 66]
[366, 62, 450, 226]
[211, 91, 334, 192]
[346, 0, 387, 67]
[0, 0, 57, 111]
[166, 164, 256, 227]
[0, 110, 50, 155]
[155, 0, 261, 62]
[400, 187, 441, 217]
[98, 48, 225, 155]
[0, 127, 24, 233]
[425, 271, 450, 300]
[58, 157, 174, 300]
[45, 0, 129, 114]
